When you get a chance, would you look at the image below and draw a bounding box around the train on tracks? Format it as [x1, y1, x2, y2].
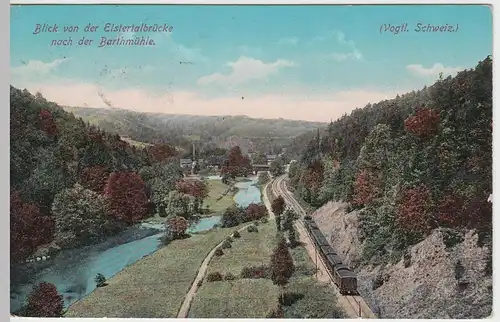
[302, 215, 358, 295]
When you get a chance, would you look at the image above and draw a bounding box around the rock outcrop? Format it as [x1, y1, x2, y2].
[312, 201, 492, 319]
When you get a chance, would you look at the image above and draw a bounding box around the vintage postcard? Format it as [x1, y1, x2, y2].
[10, 2, 493, 319]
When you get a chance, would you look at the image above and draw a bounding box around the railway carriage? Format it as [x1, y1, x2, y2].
[333, 265, 358, 295]
[315, 231, 329, 247]
[320, 244, 335, 256]
[308, 221, 319, 231]
[326, 253, 343, 268]
[301, 214, 359, 295]
[311, 229, 329, 247]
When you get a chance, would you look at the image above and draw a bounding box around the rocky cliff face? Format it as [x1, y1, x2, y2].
[312, 201, 492, 319]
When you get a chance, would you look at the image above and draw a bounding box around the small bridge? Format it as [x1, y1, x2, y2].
[252, 164, 270, 174]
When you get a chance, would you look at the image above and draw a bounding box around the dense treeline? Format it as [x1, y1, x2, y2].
[66, 106, 324, 155]
[289, 57, 492, 263]
[9, 86, 208, 263]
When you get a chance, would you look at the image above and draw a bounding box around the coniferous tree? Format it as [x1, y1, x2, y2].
[270, 237, 295, 303]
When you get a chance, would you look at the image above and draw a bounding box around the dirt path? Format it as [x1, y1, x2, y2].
[263, 179, 276, 221]
[176, 180, 274, 318]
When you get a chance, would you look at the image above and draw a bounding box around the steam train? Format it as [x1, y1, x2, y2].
[302, 215, 358, 295]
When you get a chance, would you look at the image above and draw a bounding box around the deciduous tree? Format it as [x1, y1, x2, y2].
[404, 108, 440, 138]
[10, 191, 51, 262]
[38, 109, 58, 138]
[271, 196, 285, 216]
[165, 216, 189, 240]
[147, 143, 177, 163]
[352, 169, 382, 206]
[252, 152, 268, 165]
[24, 282, 64, 317]
[244, 203, 268, 222]
[270, 157, 285, 177]
[221, 146, 252, 178]
[104, 171, 149, 225]
[79, 165, 109, 193]
[396, 185, 433, 234]
[52, 183, 111, 249]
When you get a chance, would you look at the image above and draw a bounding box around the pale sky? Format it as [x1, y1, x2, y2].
[10, 5, 492, 122]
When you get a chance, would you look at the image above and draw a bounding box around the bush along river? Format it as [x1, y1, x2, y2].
[10, 175, 262, 314]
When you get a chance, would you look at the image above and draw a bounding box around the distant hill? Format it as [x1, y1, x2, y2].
[63, 106, 325, 154]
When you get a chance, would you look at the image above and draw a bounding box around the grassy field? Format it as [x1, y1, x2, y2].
[189, 279, 278, 318]
[203, 180, 237, 215]
[120, 136, 153, 148]
[207, 221, 276, 276]
[65, 224, 246, 318]
[283, 237, 345, 318]
[189, 220, 279, 318]
[189, 182, 343, 318]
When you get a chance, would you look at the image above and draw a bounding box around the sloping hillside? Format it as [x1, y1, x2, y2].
[287, 56, 492, 318]
[10, 87, 183, 266]
[64, 106, 325, 154]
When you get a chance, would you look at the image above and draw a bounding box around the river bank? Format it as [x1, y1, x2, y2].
[11, 176, 261, 316]
[10, 224, 161, 313]
[65, 175, 262, 317]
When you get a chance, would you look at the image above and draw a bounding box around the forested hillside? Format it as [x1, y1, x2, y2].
[289, 57, 492, 263]
[10, 87, 190, 263]
[64, 106, 325, 155]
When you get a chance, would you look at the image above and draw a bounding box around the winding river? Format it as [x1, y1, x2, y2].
[10, 175, 261, 313]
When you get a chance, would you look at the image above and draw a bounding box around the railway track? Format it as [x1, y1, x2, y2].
[270, 174, 377, 319]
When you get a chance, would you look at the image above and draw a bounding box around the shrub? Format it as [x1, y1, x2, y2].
[221, 205, 244, 228]
[240, 265, 269, 279]
[244, 203, 268, 222]
[165, 216, 189, 241]
[224, 272, 236, 280]
[454, 260, 465, 281]
[206, 272, 223, 282]
[441, 228, 464, 250]
[24, 282, 64, 317]
[94, 273, 107, 288]
[221, 240, 232, 249]
[247, 225, 258, 233]
[226, 236, 233, 243]
[261, 217, 269, 223]
[214, 248, 224, 257]
[197, 280, 203, 287]
[281, 291, 305, 306]
[288, 228, 299, 248]
[294, 263, 317, 276]
[233, 230, 241, 238]
[484, 250, 492, 276]
[254, 221, 260, 226]
[372, 272, 389, 290]
[266, 305, 284, 318]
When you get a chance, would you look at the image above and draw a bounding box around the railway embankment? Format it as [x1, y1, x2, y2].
[312, 201, 492, 319]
